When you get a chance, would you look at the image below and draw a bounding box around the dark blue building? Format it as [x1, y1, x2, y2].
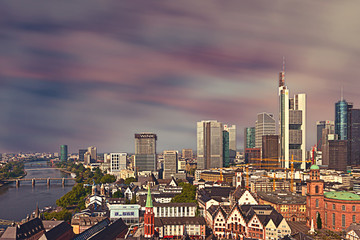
[335, 100, 353, 140]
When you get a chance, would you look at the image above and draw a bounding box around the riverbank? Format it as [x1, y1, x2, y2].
[0, 170, 27, 188]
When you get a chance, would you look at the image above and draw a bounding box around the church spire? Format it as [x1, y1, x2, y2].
[145, 185, 153, 208]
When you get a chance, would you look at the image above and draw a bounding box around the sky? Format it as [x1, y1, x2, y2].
[1, 1, 360, 154]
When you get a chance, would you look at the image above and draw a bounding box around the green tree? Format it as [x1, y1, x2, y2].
[124, 177, 137, 185]
[317, 213, 322, 229]
[171, 182, 196, 203]
[113, 190, 123, 198]
[130, 195, 137, 204]
[100, 174, 116, 184]
[43, 209, 72, 221]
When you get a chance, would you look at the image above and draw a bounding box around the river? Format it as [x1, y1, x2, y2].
[0, 161, 75, 221]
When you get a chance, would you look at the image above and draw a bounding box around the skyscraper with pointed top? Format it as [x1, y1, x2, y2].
[144, 186, 154, 238]
[278, 59, 307, 169]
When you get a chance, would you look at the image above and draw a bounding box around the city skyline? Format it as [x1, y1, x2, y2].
[1, 1, 360, 153]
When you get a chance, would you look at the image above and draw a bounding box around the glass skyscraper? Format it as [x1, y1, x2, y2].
[244, 127, 256, 150]
[60, 145, 68, 162]
[223, 130, 230, 168]
[335, 100, 353, 140]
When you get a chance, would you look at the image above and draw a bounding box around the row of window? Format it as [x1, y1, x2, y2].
[324, 212, 356, 227]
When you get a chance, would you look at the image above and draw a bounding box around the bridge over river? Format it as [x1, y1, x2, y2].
[5, 177, 76, 187]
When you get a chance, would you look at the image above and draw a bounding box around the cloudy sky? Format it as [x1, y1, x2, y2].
[0, 1, 359, 154]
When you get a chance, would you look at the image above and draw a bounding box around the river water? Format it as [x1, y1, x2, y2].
[0, 161, 75, 221]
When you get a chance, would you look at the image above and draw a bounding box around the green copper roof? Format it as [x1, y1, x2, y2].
[310, 165, 320, 170]
[145, 186, 153, 208]
[324, 191, 360, 201]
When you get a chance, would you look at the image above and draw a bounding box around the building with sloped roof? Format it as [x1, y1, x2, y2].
[257, 190, 306, 222]
[154, 217, 206, 239]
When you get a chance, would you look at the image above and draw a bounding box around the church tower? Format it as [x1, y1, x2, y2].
[306, 165, 324, 228]
[144, 186, 154, 238]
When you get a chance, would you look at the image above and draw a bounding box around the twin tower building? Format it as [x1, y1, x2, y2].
[197, 67, 307, 170]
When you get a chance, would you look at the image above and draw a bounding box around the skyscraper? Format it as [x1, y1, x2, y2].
[78, 149, 87, 162]
[163, 150, 178, 179]
[134, 133, 157, 171]
[328, 140, 348, 171]
[348, 109, 360, 166]
[335, 99, 353, 140]
[278, 65, 306, 169]
[223, 129, 229, 168]
[88, 146, 97, 163]
[244, 127, 256, 151]
[197, 120, 223, 169]
[316, 121, 334, 151]
[224, 124, 236, 161]
[60, 145, 68, 162]
[255, 113, 276, 149]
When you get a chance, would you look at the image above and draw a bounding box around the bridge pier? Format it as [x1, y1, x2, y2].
[16, 180, 20, 187]
[32, 179, 35, 187]
[47, 178, 50, 187]
[62, 178, 65, 187]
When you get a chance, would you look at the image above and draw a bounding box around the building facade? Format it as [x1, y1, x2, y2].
[255, 113, 276, 149]
[279, 69, 306, 170]
[262, 135, 279, 169]
[224, 124, 237, 162]
[135, 133, 157, 171]
[306, 165, 360, 232]
[348, 109, 360, 166]
[335, 99, 353, 140]
[328, 140, 348, 171]
[163, 150, 178, 179]
[197, 120, 223, 169]
[60, 145, 68, 162]
[110, 153, 127, 173]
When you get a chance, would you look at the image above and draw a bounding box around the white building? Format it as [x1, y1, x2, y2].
[110, 153, 127, 173]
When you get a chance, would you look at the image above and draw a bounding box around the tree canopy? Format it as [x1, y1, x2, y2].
[171, 182, 196, 203]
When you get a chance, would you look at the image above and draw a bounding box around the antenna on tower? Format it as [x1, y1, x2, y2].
[282, 56, 285, 73]
[341, 85, 344, 101]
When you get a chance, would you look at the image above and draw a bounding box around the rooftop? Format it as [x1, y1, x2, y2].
[257, 190, 306, 205]
[324, 191, 360, 201]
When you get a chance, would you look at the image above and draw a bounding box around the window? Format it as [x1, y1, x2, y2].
[353, 215, 356, 223]
[333, 213, 335, 226]
[353, 206, 356, 212]
[333, 204, 335, 210]
[325, 203, 327, 209]
[315, 185, 319, 194]
[316, 199, 319, 208]
[342, 205, 346, 211]
[342, 214, 346, 228]
[325, 212, 327, 225]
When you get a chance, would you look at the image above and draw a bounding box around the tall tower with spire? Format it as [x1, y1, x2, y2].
[278, 58, 307, 169]
[144, 186, 154, 238]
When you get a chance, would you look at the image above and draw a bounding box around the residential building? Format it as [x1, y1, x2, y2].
[60, 145, 68, 162]
[279, 67, 306, 169]
[244, 127, 256, 151]
[257, 190, 306, 222]
[197, 120, 223, 169]
[255, 113, 276, 149]
[134, 133, 157, 171]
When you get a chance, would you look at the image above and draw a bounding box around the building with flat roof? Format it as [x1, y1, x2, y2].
[135, 133, 157, 171]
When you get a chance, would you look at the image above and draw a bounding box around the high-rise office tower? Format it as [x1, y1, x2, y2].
[328, 140, 348, 171]
[224, 125, 236, 161]
[60, 145, 68, 162]
[255, 113, 276, 149]
[87, 146, 97, 163]
[348, 109, 360, 166]
[278, 65, 306, 169]
[134, 133, 157, 171]
[335, 99, 353, 140]
[197, 120, 223, 169]
[163, 150, 178, 179]
[182, 149, 193, 159]
[223, 129, 229, 168]
[316, 121, 334, 151]
[262, 135, 279, 161]
[110, 153, 127, 172]
[321, 122, 336, 166]
[78, 149, 87, 162]
[244, 127, 256, 151]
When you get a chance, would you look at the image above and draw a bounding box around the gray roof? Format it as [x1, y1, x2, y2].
[257, 190, 306, 205]
[154, 217, 206, 227]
